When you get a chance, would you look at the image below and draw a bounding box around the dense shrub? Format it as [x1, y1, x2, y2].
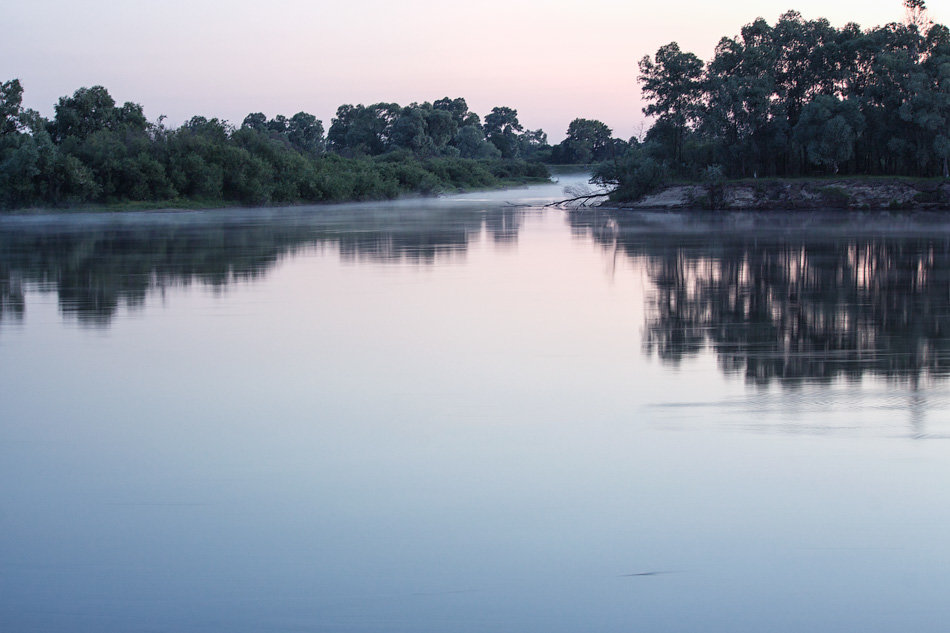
[0, 81, 551, 209]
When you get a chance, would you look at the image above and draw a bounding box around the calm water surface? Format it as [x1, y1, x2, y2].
[3, 175, 950, 632]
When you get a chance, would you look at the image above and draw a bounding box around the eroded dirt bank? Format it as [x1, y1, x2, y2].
[611, 179, 950, 211]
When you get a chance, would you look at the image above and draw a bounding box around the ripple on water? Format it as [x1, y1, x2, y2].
[649, 379, 950, 439]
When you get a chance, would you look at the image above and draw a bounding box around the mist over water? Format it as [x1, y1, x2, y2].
[3, 178, 950, 632]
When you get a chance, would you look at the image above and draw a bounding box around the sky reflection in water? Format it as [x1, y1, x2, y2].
[2, 180, 950, 632]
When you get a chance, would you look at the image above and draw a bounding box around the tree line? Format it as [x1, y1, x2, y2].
[596, 1, 950, 200]
[0, 84, 594, 209]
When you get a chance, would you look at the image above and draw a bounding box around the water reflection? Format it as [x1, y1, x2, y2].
[7, 187, 950, 632]
[9, 197, 950, 388]
[0, 204, 525, 325]
[0, 266, 25, 322]
[570, 210, 950, 385]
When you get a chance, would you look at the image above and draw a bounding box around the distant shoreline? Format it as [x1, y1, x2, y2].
[1, 175, 552, 215]
[604, 177, 950, 212]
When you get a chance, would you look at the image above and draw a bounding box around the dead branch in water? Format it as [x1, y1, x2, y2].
[544, 192, 611, 208]
[544, 192, 610, 208]
[544, 183, 612, 208]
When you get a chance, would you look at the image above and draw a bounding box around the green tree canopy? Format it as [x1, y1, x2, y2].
[638, 42, 704, 162]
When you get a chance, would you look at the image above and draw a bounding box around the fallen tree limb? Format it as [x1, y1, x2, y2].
[544, 192, 611, 208]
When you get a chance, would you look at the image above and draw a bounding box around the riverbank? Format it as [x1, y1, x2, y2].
[2, 171, 552, 214]
[606, 177, 950, 211]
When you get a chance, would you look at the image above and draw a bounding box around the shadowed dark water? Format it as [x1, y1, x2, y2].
[3, 176, 950, 632]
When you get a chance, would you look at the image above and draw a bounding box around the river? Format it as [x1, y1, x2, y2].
[2, 174, 950, 632]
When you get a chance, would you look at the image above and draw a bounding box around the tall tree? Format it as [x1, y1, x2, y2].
[286, 112, 325, 156]
[483, 106, 523, 158]
[0, 79, 24, 136]
[553, 118, 614, 163]
[793, 95, 866, 172]
[638, 42, 704, 163]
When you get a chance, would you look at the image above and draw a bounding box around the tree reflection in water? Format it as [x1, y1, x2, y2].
[7, 204, 950, 388]
[569, 210, 950, 387]
[0, 264, 25, 322]
[0, 205, 524, 326]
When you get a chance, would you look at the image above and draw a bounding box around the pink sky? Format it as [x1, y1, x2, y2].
[3, 0, 942, 142]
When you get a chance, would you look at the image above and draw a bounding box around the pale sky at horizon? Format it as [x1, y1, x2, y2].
[3, 0, 945, 142]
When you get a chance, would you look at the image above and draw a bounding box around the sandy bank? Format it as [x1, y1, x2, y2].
[611, 179, 950, 211]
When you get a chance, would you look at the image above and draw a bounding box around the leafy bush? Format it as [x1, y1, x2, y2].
[593, 149, 670, 201]
[0, 82, 552, 209]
